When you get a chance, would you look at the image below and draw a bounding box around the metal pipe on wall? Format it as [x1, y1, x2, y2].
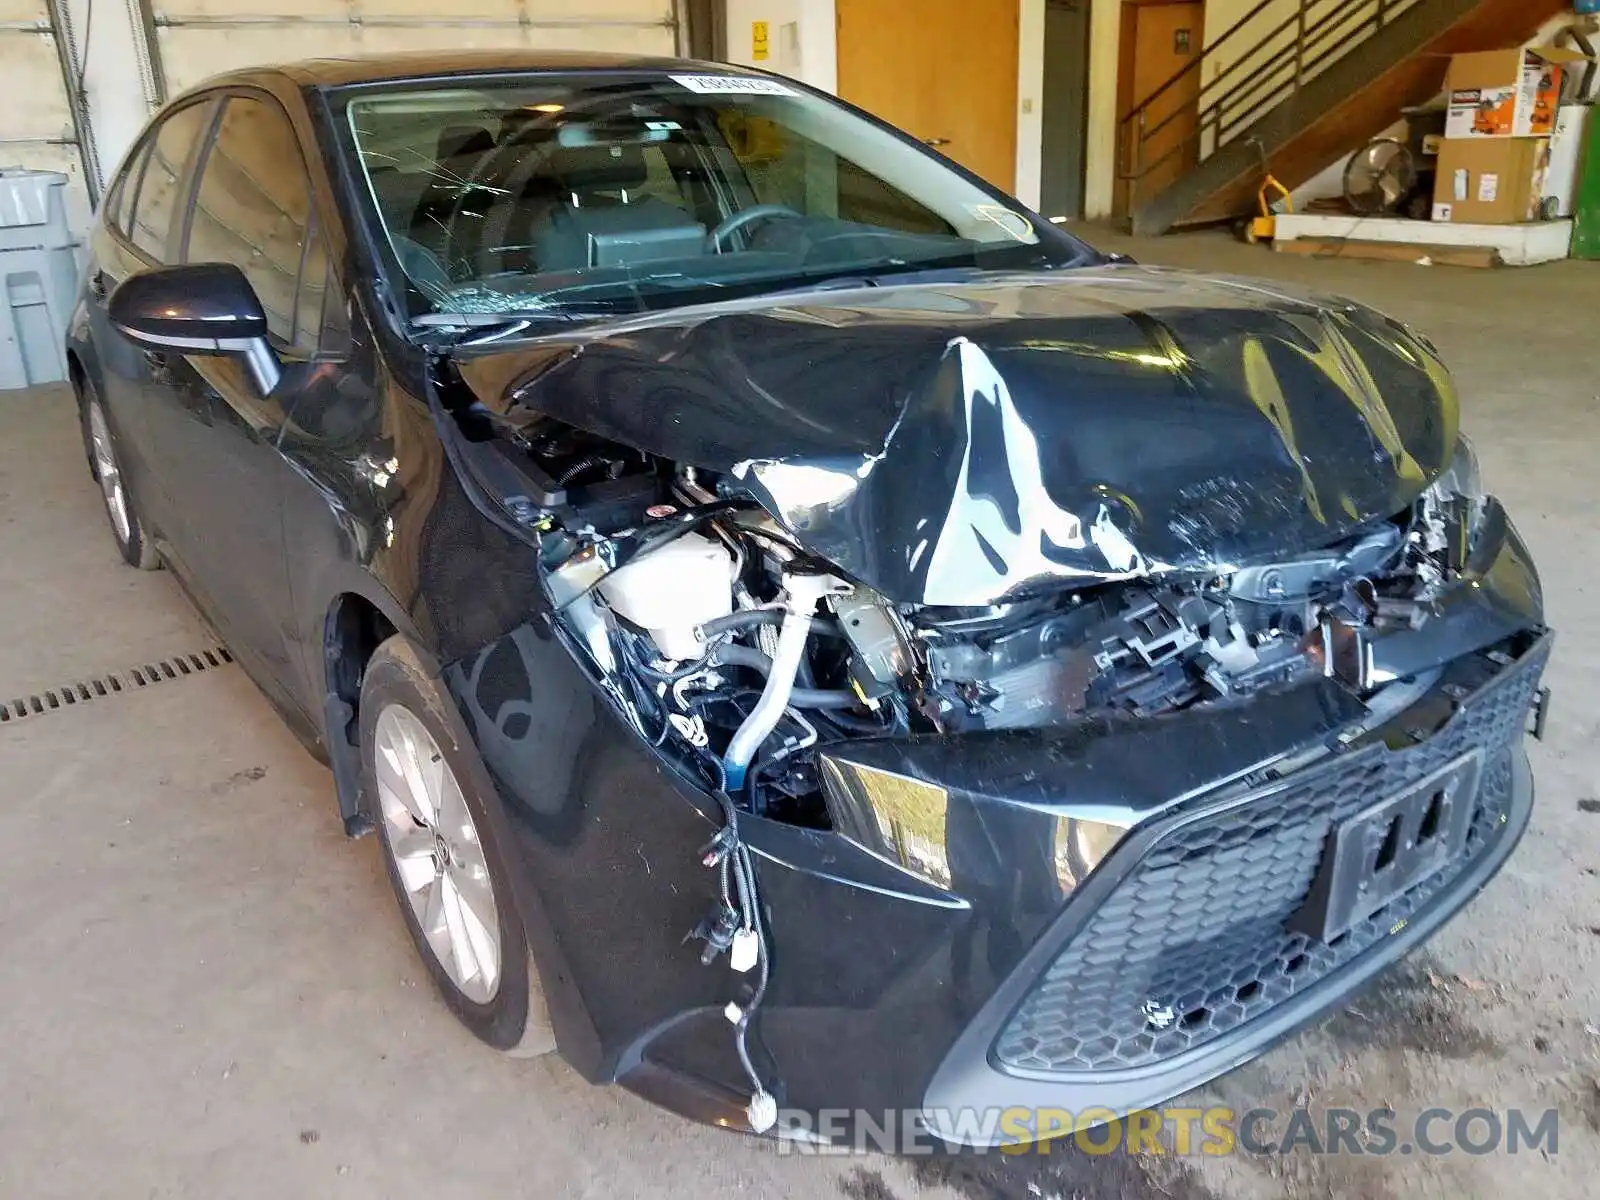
[129, 0, 167, 105]
[44, 0, 100, 205]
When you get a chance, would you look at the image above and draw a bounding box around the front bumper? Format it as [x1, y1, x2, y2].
[452, 503, 1548, 1147]
[923, 634, 1546, 1143]
[601, 632, 1548, 1147]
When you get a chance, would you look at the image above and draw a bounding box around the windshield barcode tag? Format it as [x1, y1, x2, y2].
[671, 74, 796, 96]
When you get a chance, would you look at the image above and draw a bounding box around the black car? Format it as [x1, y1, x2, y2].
[66, 50, 1549, 1147]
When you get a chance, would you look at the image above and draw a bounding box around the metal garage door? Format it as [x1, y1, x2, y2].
[0, 1, 94, 225]
[147, 0, 680, 96]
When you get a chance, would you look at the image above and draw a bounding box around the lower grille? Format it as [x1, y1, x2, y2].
[993, 640, 1547, 1077]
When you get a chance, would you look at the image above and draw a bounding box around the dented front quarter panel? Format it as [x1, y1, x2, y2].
[456, 265, 1458, 604]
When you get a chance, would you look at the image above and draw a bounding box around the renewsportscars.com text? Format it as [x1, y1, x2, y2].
[773, 1105, 1561, 1157]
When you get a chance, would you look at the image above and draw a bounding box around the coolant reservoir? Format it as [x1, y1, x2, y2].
[598, 532, 734, 660]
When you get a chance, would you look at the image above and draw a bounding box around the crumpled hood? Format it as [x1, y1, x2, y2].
[456, 265, 1458, 605]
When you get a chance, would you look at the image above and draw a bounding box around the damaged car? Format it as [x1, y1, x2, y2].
[66, 51, 1550, 1145]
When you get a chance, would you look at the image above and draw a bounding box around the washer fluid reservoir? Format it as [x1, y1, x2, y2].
[598, 532, 734, 660]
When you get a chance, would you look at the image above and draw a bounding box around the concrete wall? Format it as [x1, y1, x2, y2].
[722, 0, 839, 91]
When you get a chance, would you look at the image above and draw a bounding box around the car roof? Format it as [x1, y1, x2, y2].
[204, 50, 728, 90]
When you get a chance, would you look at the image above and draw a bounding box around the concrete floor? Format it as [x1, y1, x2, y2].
[1, 232, 1596, 1200]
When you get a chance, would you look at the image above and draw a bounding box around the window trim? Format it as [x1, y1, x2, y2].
[105, 136, 151, 239]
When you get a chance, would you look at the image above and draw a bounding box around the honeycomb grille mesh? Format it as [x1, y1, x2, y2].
[994, 646, 1546, 1076]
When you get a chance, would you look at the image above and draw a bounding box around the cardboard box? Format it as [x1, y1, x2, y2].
[1442, 46, 1586, 139]
[1431, 137, 1551, 224]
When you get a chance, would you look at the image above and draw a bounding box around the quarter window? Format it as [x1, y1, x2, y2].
[127, 100, 215, 262]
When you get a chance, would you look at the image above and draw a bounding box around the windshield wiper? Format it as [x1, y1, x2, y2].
[413, 310, 601, 346]
[414, 311, 585, 327]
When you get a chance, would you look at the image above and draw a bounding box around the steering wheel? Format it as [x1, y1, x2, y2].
[707, 203, 803, 252]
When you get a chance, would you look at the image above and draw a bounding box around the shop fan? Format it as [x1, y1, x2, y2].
[1342, 137, 1417, 215]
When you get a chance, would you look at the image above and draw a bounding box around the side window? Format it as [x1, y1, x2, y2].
[185, 94, 331, 353]
[128, 100, 215, 261]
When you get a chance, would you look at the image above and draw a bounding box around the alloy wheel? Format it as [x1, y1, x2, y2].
[87, 401, 132, 546]
[373, 704, 502, 1004]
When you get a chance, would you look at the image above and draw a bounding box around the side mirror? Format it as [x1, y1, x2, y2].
[109, 262, 282, 394]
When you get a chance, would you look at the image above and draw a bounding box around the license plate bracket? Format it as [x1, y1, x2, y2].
[1290, 754, 1481, 943]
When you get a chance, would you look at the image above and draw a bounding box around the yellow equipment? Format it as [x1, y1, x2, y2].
[1239, 175, 1292, 244]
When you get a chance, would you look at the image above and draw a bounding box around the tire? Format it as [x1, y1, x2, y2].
[359, 636, 555, 1057]
[79, 378, 160, 571]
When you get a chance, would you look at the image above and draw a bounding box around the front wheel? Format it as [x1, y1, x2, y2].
[360, 636, 555, 1056]
[80, 382, 159, 570]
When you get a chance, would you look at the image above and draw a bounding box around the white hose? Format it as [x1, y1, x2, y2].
[722, 571, 834, 790]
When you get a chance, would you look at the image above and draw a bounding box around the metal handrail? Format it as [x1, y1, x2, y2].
[1120, 0, 1344, 178]
[1118, 0, 1422, 210]
[1209, 2, 1380, 143]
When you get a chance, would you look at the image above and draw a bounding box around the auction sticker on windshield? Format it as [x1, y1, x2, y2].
[671, 74, 797, 96]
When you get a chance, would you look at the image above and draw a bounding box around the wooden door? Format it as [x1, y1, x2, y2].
[1119, 0, 1204, 213]
[836, 0, 1020, 192]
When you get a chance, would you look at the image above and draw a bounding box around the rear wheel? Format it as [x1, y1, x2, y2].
[360, 637, 555, 1056]
[80, 381, 159, 570]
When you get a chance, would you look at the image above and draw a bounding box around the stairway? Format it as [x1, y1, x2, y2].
[1123, 0, 1572, 235]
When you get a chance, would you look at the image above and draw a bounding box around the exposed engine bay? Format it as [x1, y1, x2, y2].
[515, 419, 1492, 827]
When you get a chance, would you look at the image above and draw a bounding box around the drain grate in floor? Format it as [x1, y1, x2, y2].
[0, 646, 234, 724]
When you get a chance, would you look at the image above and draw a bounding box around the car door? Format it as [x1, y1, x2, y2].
[86, 96, 220, 561]
[155, 90, 351, 725]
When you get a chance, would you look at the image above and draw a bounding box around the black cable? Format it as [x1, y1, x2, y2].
[692, 759, 772, 1114]
[730, 839, 770, 1106]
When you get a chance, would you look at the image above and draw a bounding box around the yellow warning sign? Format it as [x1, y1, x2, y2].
[752, 20, 770, 61]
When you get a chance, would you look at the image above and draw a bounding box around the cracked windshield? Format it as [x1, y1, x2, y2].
[343, 72, 1067, 320]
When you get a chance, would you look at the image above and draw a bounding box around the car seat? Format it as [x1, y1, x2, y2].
[531, 143, 702, 271]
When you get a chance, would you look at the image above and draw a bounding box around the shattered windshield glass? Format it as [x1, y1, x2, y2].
[338, 72, 1089, 321]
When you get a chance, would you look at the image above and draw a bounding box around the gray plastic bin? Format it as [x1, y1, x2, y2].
[1, 169, 79, 389]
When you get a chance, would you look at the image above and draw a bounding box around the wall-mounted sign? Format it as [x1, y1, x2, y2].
[753, 20, 770, 61]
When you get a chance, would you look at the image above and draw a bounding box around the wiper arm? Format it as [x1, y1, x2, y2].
[413, 310, 597, 346]
[414, 312, 578, 328]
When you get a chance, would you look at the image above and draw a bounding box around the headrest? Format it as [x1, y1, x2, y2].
[548, 143, 649, 193]
[437, 125, 495, 161]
